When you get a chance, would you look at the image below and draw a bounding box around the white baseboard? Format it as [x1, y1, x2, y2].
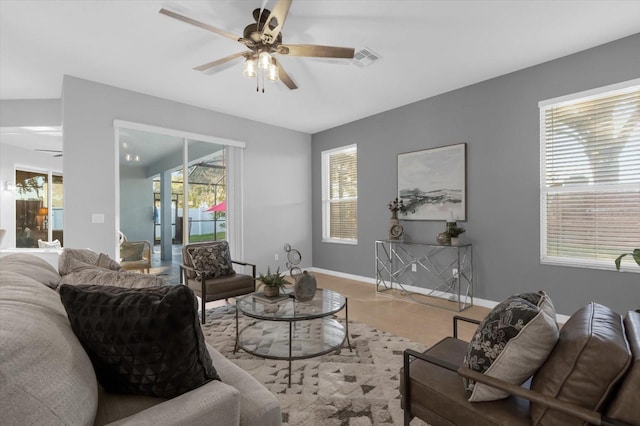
[309, 266, 570, 323]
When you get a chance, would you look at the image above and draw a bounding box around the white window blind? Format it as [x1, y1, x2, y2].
[322, 144, 358, 243]
[540, 81, 640, 271]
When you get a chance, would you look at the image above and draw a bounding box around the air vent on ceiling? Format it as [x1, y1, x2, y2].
[353, 47, 381, 67]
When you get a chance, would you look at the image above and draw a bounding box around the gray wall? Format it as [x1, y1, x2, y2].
[119, 165, 154, 244]
[0, 99, 61, 127]
[311, 33, 640, 315]
[62, 76, 312, 273]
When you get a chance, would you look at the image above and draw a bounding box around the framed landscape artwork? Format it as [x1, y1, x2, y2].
[397, 143, 466, 221]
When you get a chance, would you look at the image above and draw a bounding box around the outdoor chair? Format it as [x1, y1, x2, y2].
[181, 241, 256, 324]
[119, 240, 151, 273]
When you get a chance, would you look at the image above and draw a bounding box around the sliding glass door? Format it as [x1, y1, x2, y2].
[15, 169, 63, 247]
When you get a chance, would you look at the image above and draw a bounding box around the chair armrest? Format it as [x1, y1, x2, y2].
[181, 262, 257, 282]
[404, 348, 460, 372]
[106, 380, 241, 426]
[457, 367, 629, 426]
[231, 260, 256, 279]
[403, 347, 460, 423]
[453, 315, 481, 339]
[180, 264, 204, 285]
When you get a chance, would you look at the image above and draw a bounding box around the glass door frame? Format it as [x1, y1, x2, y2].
[113, 120, 246, 260]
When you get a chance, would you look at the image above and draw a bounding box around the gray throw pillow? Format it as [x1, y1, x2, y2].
[59, 284, 219, 398]
[462, 291, 559, 402]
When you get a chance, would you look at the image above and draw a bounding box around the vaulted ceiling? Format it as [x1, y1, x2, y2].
[2, 0, 640, 136]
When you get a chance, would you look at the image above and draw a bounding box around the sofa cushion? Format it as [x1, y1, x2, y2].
[59, 284, 220, 398]
[463, 291, 559, 402]
[0, 270, 98, 425]
[0, 253, 62, 289]
[97, 252, 125, 272]
[531, 303, 631, 426]
[606, 311, 640, 424]
[59, 247, 100, 275]
[186, 241, 236, 280]
[61, 267, 164, 288]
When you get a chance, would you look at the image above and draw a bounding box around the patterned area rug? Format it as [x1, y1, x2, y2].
[201, 305, 429, 426]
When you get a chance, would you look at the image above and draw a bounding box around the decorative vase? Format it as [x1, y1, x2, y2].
[263, 285, 280, 297]
[450, 237, 459, 245]
[437, 232, 451, 245]
[388, 198, 404, 240]
[437, 221, 456, 245]
[294, 271, 317, 302]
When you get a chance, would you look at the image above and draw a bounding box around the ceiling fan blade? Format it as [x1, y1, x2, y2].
[274, 59, 297, 90]
[159, 8, 242, 43]
[261, 0, 292, 44]
[194, 51, 249, 71]
[279, 44, 355, 58]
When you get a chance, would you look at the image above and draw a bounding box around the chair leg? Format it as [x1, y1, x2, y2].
[404, 409, 412, 425]
[201, 280, 207, 325]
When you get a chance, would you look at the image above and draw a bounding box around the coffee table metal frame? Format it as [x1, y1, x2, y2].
[234, 288, 352, 387]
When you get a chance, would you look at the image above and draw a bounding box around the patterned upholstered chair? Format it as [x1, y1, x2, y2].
[181, 241, 256, 324]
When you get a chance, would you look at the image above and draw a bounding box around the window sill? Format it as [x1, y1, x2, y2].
[540, 256, 640, 273]
[322, 239, 357, 245]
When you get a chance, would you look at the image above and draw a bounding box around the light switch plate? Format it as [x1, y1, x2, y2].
[92, 213, 105, 224]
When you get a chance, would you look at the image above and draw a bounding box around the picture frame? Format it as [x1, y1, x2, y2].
[397, 143, 466, 221]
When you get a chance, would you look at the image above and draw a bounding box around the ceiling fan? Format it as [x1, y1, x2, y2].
[35, 149, 62, 157]
[159, 0, 355, 91]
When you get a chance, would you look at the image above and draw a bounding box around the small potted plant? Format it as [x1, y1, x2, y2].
[258, 266, 288, 297]
[615, 248, 640, 313]
[615, 248, 640, 271]
[446, 224, 466, 245]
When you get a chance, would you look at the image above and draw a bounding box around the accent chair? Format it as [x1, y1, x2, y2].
[181, 241, 256, 324]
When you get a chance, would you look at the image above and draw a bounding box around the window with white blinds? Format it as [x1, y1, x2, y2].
[540, 80, 640, 271]
[322, 144, 358, 243]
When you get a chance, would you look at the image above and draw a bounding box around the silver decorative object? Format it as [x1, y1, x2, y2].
[283, 243, 302, 278]
[388, 198, 405, 240]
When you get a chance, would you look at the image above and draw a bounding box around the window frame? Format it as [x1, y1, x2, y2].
[321, 144, 358, 245]
[539, 78, 640, 272]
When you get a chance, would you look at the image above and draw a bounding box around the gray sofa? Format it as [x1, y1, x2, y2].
[0, 253, 281, 426]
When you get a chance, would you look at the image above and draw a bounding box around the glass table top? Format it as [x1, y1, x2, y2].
[237, 288, 346, 321]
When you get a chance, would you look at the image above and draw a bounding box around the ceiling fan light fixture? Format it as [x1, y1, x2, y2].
[267, 63, 279, 82]
[258, 50, 272, 70]
[243, 58, 257, 78]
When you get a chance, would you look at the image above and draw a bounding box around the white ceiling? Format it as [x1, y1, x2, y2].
[2, 0, 640, 137]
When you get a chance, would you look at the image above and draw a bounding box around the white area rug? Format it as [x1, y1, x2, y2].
[201, 305, 428, 426]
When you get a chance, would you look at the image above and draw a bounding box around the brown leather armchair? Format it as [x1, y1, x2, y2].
[180, 241, 255, 324]
[401, 307, 639, 426]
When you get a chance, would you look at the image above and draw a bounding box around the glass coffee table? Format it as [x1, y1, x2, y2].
[234, 288, 351, 387]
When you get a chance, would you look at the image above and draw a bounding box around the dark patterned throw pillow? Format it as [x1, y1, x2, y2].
[462, 291, 559, 402]
[186, 241, 236, 280]
[59, 284, 219, 398]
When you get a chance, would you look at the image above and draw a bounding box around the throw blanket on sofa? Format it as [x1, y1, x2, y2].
[59, 248, 164, 288]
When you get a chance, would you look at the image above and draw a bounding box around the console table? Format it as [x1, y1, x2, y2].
[375, 240, 473, 311]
